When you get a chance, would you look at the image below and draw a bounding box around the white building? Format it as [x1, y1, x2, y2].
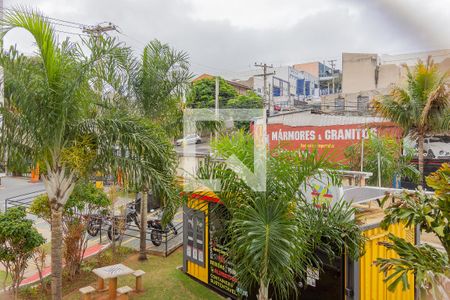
[222, 66, 320, 108]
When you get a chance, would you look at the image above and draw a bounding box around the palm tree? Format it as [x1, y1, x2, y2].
[133, 39, 192, 138]
[130, 40, 191, 259]
[192, 132, 365, 299]
[372, 57, 449, 183]
[1, 10, 177, 299]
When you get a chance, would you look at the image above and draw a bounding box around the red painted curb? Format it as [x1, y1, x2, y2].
[19, 243, 108, 287]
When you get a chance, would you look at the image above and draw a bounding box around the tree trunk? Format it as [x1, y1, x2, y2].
[51, 207, 63, 300]
[418, 135, 424, 185]
[139, 190, 148, 261]
[258, 280, 269, 300]
[42, 165, 75, 300]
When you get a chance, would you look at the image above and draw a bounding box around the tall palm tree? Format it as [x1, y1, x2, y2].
[372, 58, 449, 183]
[130, 40, 191, 259]
[133, 39, 192, 138]
[0, 10, 177, 299]
[193, 133, 364, 299]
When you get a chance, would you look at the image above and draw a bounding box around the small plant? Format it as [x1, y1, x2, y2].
[29, 182, 111, 280]
[0, 208, 45, 299]
[32, 246, 48, 293]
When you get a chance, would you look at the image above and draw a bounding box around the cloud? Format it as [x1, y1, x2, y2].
[4, 0, 450, 75]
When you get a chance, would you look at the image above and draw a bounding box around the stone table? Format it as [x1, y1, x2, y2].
[92, 263, 135, 300]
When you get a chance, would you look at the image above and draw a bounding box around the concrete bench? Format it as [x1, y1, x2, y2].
[117, 285, 133, 300]
[79, 285, 96, 300]
[132, 270, 146, 291]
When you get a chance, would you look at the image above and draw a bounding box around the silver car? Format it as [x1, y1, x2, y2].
[176, 134, 202, 146]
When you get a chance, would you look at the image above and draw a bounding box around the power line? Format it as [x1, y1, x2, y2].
[54, 29, 89, 37]
[3, 7, 86, 28]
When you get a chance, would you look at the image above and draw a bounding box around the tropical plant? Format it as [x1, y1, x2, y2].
[125, 39, 188, 260]
[132, 39, 192, 138]
[372, 58, 450, 183]
[0, 207, 45, 299]
[375, 163, 450, 299]
[189, 132, 364, 299]
[0, 10, 177, 298]
[344, 133, 419, 187]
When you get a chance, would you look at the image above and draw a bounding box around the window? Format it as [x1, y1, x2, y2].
[184, 208, 205, 266]
[335, 97, 345, 111]
[357, 96, 370, 112]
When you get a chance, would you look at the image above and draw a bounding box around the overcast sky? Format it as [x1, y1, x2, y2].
[4, 0, 450, 75]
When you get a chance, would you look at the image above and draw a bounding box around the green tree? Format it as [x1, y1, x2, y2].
[375, 163, 450, 299]
[372, 58, 450, 183]
[0, 10, 177, 299]
[192, 132, 364, 299]
[125, 40, 187, 260]
[0, 207, 45, 299]
[344, 133, 419, 187]
[227, 90, 263, 108]
[186, 77, 238, 108]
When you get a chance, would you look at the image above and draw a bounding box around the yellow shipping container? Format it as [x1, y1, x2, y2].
[359, 223, 415, 300]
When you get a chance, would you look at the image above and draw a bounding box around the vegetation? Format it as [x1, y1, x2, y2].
[375, 163, 450, 299]
[227, 90, 263, 109]
[344, 133, 419, 187]
[29, 182, 111, 279]
[372, 58, 450, 183]
[190, 132, 364, 299]
[128, 40, 189, 260]
[132, 39, 192, 139]
[186, 77, 238, 108]
[0, 208, 45, 299]
[0, 9, 177, 299]
[187, 77, 262, 109]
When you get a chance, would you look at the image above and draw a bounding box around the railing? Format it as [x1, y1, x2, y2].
[4, 189, 46, 212]
[95, 215, 183, 257]
[5, 190, 183, 257]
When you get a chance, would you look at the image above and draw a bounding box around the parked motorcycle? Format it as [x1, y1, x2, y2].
[107, 201, 141, 241]
[86, 202, 140, 242]
[86, 209, 108, 237]
[147, 209, 178, 246]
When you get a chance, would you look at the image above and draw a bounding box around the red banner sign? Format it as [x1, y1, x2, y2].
[267, 122, 401, 161]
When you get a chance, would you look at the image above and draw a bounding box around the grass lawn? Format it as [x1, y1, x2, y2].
[64, 248, 223, 300]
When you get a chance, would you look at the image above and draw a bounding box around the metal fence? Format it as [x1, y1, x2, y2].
[4, 189, 46, 211]
[4, 191, 183, 257]
[94, 217, 183, 257]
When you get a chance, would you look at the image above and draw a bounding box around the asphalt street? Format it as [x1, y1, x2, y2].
[0, 176, 45, 212]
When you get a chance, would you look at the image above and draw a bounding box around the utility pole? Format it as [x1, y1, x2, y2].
[328, 59, 336, 94]
[82, 22, 117, 37]
[254, 63, 275, 117]
[214, 76, 219, 140]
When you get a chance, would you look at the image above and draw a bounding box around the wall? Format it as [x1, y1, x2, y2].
[293, 62, 320, 77]
[342, 53, 378, 94]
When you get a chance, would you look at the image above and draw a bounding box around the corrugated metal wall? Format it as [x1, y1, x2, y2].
[360, 223, 415, 300]
[186, 199, 209, 284]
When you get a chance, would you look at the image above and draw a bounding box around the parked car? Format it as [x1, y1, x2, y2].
[175, 134, 202, 146]
[423, 136, 450, 158]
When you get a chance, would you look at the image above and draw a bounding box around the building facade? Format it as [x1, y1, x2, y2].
[321, 49, 450, 114]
